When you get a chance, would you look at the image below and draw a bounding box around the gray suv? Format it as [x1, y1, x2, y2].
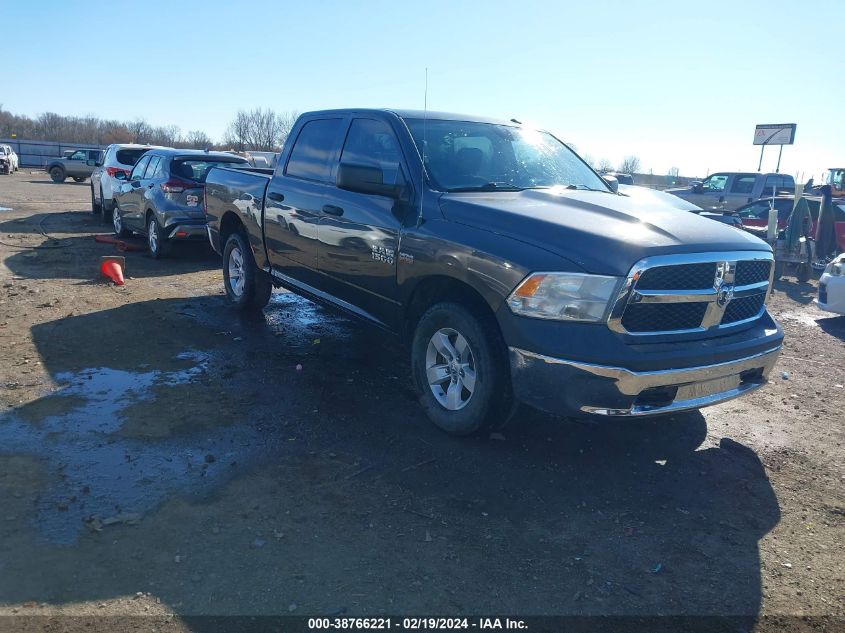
[112, 149, 249, 258]
[45, 149, 103, 183]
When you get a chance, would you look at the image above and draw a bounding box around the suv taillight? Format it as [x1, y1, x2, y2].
[106, 167, 129, 178]
[161, 178, 200, 194]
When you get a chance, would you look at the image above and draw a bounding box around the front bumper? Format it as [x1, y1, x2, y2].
[817, 274, 845, 315]
[509, 345, 782, 417]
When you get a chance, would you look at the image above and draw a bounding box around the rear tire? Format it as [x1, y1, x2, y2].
[797, 263, 811, 283]
[223, 231, 272, 309]
[147, 214, 169, 259]
[49, 167, 65, 183]
[112, 205, 131, 238]
[91, 186, 101, 215]
[100, 188, 112, 223]
[411, 302, 513, 436]
[73, 176, 85, 183]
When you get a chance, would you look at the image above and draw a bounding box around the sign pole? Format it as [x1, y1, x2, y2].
[775, 145, 783, 173]
[758, 145, 765, 172]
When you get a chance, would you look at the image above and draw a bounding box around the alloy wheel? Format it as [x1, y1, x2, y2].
[425, 327, 477, 410]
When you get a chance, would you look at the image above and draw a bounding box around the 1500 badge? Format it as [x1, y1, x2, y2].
[371, 245, 394, 265]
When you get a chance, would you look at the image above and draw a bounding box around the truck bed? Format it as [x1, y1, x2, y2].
[204, 165, 273, 260]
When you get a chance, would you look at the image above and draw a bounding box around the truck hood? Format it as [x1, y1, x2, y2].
[437, 188, 769, 276]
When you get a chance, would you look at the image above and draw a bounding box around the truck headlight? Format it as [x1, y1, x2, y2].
[507, 273, 621, 321]
[824, 256, 845, 277]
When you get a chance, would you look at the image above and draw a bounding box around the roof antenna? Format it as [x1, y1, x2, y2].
[416, 68, 428, 228]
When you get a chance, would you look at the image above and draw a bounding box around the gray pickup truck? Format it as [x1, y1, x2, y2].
[45, 148, 103, 183]
[204, 109, 783, 436]
[666, 172, 795, 211]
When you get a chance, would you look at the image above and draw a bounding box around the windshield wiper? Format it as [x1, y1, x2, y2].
[447, 182, 526, 192]
[565, 184, 611, 192]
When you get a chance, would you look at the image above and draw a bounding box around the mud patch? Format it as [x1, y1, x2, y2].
[0, 350, 280, 544]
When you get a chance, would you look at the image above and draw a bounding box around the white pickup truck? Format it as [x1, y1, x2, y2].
[0, 144, 18, 174]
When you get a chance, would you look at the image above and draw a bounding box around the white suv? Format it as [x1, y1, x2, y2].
[91, 144, 168, 220]
[0, 144, 19, 173]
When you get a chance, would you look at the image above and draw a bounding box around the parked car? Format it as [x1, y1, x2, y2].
[204, 108, 783, 436]
[0, 144, 19, 173]
[666, 172, 795, 211]
[818, 253, 845, 315]
[112, 149, 249, 258]
[602, 171, 634, 185]
[618, 184, 742, 227]
[45, 148, 103, 183]
[731, 196, 845, 252]
[91, 144, 168, 221]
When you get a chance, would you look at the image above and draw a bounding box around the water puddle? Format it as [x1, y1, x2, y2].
[0, 350, 276, 544]
[264, 291, 353, 345]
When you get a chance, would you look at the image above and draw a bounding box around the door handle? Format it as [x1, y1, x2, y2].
[267, 191, 284, 202]
[322, 204, 344, 216]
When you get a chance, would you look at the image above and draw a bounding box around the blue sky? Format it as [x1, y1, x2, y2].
[2, 0, 842, 179]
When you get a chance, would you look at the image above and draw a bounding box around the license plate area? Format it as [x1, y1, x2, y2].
[675, 374, 741, 401]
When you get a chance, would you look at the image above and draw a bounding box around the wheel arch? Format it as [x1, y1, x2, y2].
[402, 274, 498, 343]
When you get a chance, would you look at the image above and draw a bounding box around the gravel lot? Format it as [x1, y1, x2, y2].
[0, 172, 842, 631]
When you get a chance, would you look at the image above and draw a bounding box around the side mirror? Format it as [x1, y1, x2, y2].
[337, 163, 400, 198]
[690, 181, 703, 193]
[86, 159, 97, 166]
[602, 175, 619, 193]
[114, 172, 127, 181]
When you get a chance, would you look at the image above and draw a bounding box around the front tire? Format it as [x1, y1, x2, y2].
[223, 231, 272, 309]
[411, 302, 513, 436]
[49, 167, 65, 183]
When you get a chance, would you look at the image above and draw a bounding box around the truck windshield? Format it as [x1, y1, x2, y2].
[404, 118, 608, 193]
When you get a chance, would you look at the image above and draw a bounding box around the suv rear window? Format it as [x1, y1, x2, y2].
[116, 149, 151, 167]
[171, 159, 247, 183]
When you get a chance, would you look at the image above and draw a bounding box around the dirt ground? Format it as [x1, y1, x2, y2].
[0, 172, 842, 632]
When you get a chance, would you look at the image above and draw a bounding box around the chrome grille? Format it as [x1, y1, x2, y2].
[608, 252, 773, 336]
[636, 263, 717, 290]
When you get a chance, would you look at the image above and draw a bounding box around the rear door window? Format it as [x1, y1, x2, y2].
[143, 156, 161, 179]
[730, 175, 756, 194]
[116, 148, 150, 167]
[285, 118, 344, 183]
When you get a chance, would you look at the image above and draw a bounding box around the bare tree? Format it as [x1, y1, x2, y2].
[618, 156, 641, 175]
[582, 154, 596, 169]
[667, 166, 680, 178]
[277, 110, 298, 147]
[184, 130, 213, 149]
[597, 158, 613, 172]
[224, 110, 251, 152]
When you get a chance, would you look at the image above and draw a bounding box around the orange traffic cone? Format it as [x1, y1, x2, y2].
[100, 256, 126, 285]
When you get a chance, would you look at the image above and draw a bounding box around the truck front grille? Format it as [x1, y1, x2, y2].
[621, 302, 709, 332]
[609, 252, 773, 336]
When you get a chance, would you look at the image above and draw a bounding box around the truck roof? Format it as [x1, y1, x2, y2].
[300, 108, 522, 127]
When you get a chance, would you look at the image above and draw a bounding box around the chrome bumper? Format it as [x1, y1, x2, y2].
[509, 345, 782, 417]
